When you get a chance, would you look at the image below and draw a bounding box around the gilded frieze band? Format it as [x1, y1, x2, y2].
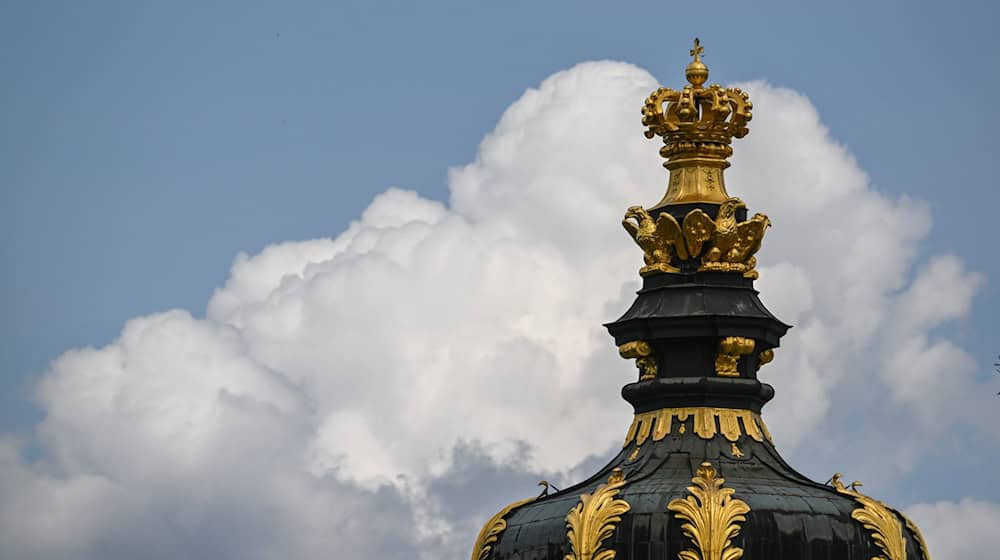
[623, 407, 772, 447]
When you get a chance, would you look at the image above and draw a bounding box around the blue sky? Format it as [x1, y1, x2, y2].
[3, 1, 997, 430]
[1, 2, 998, 558]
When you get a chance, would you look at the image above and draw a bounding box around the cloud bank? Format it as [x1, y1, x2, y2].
[2, 61, 995, 559]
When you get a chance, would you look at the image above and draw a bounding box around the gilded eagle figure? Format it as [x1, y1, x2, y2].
[622, 206, 687, 275]
[683, 197, 770, 279]
[622, 197, 769, 279]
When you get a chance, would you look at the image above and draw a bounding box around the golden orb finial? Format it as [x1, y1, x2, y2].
[685, 37, 709, 88]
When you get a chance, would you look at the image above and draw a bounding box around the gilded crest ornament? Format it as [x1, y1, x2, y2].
[564, 468, 631, 560]
[829, 474, 907, 560]
[668, 462, 750, 560]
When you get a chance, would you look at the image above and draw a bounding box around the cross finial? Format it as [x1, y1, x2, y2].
[690, 38, 705, 63]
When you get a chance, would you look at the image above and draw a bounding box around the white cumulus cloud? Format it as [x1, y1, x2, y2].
[907, 499, 1000, 560]
[1, 61, 995, 559]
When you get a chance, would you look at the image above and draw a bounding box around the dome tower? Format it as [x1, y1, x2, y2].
[470, 39, 932, 560]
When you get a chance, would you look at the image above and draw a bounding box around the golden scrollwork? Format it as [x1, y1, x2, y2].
[715, 336, 755, 377]
[470, 497, 535, 560]
[641, 39, 753, 206]
[622, 199, 770, 279]
[755, 349, 774, 372]
[564, 468, 630, 560]
[618, 340, 657, 380]
[668, 462, 751, 560]
[829, 474, 907, 560]
[623, 407, 772, 447]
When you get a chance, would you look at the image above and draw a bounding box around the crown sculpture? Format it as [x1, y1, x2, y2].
[624, 38, 768, 279]
[470, 39, 932, 560]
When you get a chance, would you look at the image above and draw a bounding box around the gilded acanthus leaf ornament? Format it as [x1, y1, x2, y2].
[668, 462, 750, 560]
[471, 497, 535, 560]
[564, 468, 630, 560]
[829, 474, 907, 560]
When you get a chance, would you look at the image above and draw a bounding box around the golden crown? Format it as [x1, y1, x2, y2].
[641, 38, 752, 206]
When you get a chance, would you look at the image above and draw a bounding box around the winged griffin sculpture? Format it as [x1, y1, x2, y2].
[622, 197, 770, 279]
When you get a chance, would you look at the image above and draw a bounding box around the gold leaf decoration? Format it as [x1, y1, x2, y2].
[668, 462, 750, 560]
[470, 497, 535, 560]
[830, 474, 907, 560]
[564, 468, 631, 560]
